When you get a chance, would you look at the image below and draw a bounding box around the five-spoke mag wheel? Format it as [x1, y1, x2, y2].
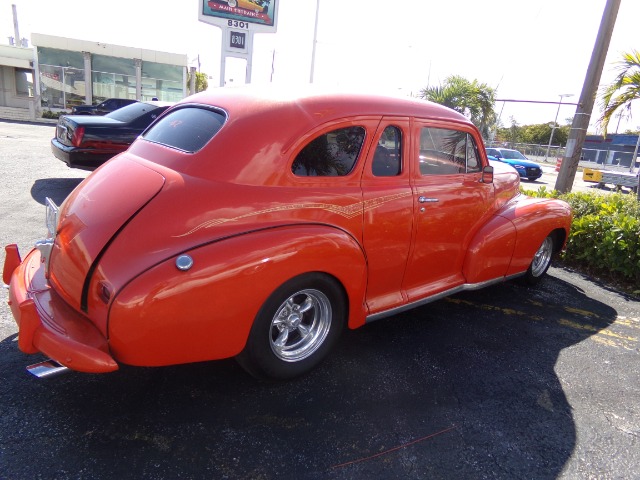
[524, 235, 555, 285]
[237, 273, 345, 380]
[270, 289, 332, 362]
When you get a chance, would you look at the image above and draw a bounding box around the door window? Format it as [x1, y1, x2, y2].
[419, 127, 482, 175]
[372, 126, 402, 177]
[292, 126, 365, 177]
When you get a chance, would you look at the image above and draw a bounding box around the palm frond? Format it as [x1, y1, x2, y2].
[597, 50, 640, 136]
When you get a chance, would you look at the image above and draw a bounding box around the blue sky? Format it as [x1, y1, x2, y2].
[2, 0, 638, 132]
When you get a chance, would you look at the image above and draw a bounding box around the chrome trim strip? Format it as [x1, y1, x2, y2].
[365, 273, 526, 324]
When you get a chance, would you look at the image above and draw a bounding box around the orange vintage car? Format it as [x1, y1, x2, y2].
[3, 88, 571, 380]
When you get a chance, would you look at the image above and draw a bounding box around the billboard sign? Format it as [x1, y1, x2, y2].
[199, 0, 278, 32]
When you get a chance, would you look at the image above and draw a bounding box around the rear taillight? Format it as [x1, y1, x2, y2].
[71, 126, 85, 147]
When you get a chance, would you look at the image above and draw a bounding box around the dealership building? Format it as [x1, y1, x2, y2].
[0, 33, 189, 122]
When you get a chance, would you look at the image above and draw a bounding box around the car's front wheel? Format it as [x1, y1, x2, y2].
[237, 273, 346, 380]
[523, 235, 555, 285]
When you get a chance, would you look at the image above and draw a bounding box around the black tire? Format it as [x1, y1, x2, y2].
[236, 273, 346, 381]
[522, 235, 555, 285]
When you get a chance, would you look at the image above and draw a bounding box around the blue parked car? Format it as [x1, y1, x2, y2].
[485, 147, 543, 181]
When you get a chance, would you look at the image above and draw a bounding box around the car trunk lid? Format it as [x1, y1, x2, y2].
[55, 116, 123, 147]
[48, 159, 165, 313]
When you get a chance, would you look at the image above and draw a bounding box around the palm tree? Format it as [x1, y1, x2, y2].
[419, 75, 497, 139]
[598, 50, 640, 136]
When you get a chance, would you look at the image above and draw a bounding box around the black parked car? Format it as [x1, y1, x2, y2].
[52, 101, 173, 171]
[70, 98, 138, 115]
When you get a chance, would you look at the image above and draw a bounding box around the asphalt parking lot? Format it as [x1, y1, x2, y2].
[1, 120, 639, 479]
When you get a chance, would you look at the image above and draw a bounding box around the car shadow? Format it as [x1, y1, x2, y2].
[0, 273, 618, 479]
[30, 177, 86, 206]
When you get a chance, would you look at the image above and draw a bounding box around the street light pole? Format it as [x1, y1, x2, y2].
[310, 0, 320, 83]
[544, 94, 574, 163]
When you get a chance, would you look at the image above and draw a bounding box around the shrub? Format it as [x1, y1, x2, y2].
[42, 110, 63, 119]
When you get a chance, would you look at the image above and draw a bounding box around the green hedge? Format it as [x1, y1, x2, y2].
[41, 110, 64, 119]
[521, 187, 640, 291]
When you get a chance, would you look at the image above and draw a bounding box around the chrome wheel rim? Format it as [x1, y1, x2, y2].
[531, 236, 553, 277]
[269, 289, 332, 362]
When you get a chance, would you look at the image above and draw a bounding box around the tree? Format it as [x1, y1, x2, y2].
[186, 71, 209, 94]
[520, 122, 569, 146]
[494, 117, 522, 146]
[598, 50, 640, 136]
[418, 75, 496, 139]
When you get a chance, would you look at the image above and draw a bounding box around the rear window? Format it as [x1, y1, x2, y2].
[142, 107, 226, 152]
[107, 102, 154, 122]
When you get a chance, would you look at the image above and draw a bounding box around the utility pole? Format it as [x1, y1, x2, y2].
[555, 0, 621, 193]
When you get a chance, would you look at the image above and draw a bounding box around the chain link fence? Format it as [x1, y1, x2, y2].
[485, 141, 639, 171]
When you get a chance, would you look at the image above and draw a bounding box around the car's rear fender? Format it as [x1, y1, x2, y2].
[107, 224, 367, 367]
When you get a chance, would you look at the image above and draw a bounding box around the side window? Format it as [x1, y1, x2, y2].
[292, 126, 365, 177]
[372, 126, 402, 177]
[419, 127, 481, 175]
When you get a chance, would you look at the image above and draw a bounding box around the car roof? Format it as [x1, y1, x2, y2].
[179, 86, 472, 131]
[135, 87, 479, 183]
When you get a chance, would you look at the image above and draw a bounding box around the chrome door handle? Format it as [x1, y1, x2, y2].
[418, 196, 439, 203]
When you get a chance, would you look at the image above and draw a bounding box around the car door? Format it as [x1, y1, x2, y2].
[402, 122, 494, 301]
[360, 118, 414, 314]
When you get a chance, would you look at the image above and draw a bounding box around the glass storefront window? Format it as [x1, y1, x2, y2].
[141, 78, 183, 102]
[36, 47, 184, 109]
[92, 54, 136, 76]
[39, 64, 85, 109]
[142, 61, 184, 102]
[37, 47, 84, 69]
[91, 71, 136, 103]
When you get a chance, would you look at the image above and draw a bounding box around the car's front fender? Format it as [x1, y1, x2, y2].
[463, 195, 571, 283]
[107, 224, 367, 367]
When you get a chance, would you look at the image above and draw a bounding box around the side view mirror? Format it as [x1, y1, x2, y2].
[481, 165, 494, 184]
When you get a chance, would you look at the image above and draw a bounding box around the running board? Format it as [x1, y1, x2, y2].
[365, 272, 525, 324]
[26, 359, 69, 378]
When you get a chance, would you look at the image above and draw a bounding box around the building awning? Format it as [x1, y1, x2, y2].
[0, 55, 32, 69]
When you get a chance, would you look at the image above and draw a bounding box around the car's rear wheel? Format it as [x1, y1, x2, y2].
[523, 235, 554, 285]
[236, 273, 346, 380]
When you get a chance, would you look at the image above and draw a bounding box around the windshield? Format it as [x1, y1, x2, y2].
[501, 150, 526, 160]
